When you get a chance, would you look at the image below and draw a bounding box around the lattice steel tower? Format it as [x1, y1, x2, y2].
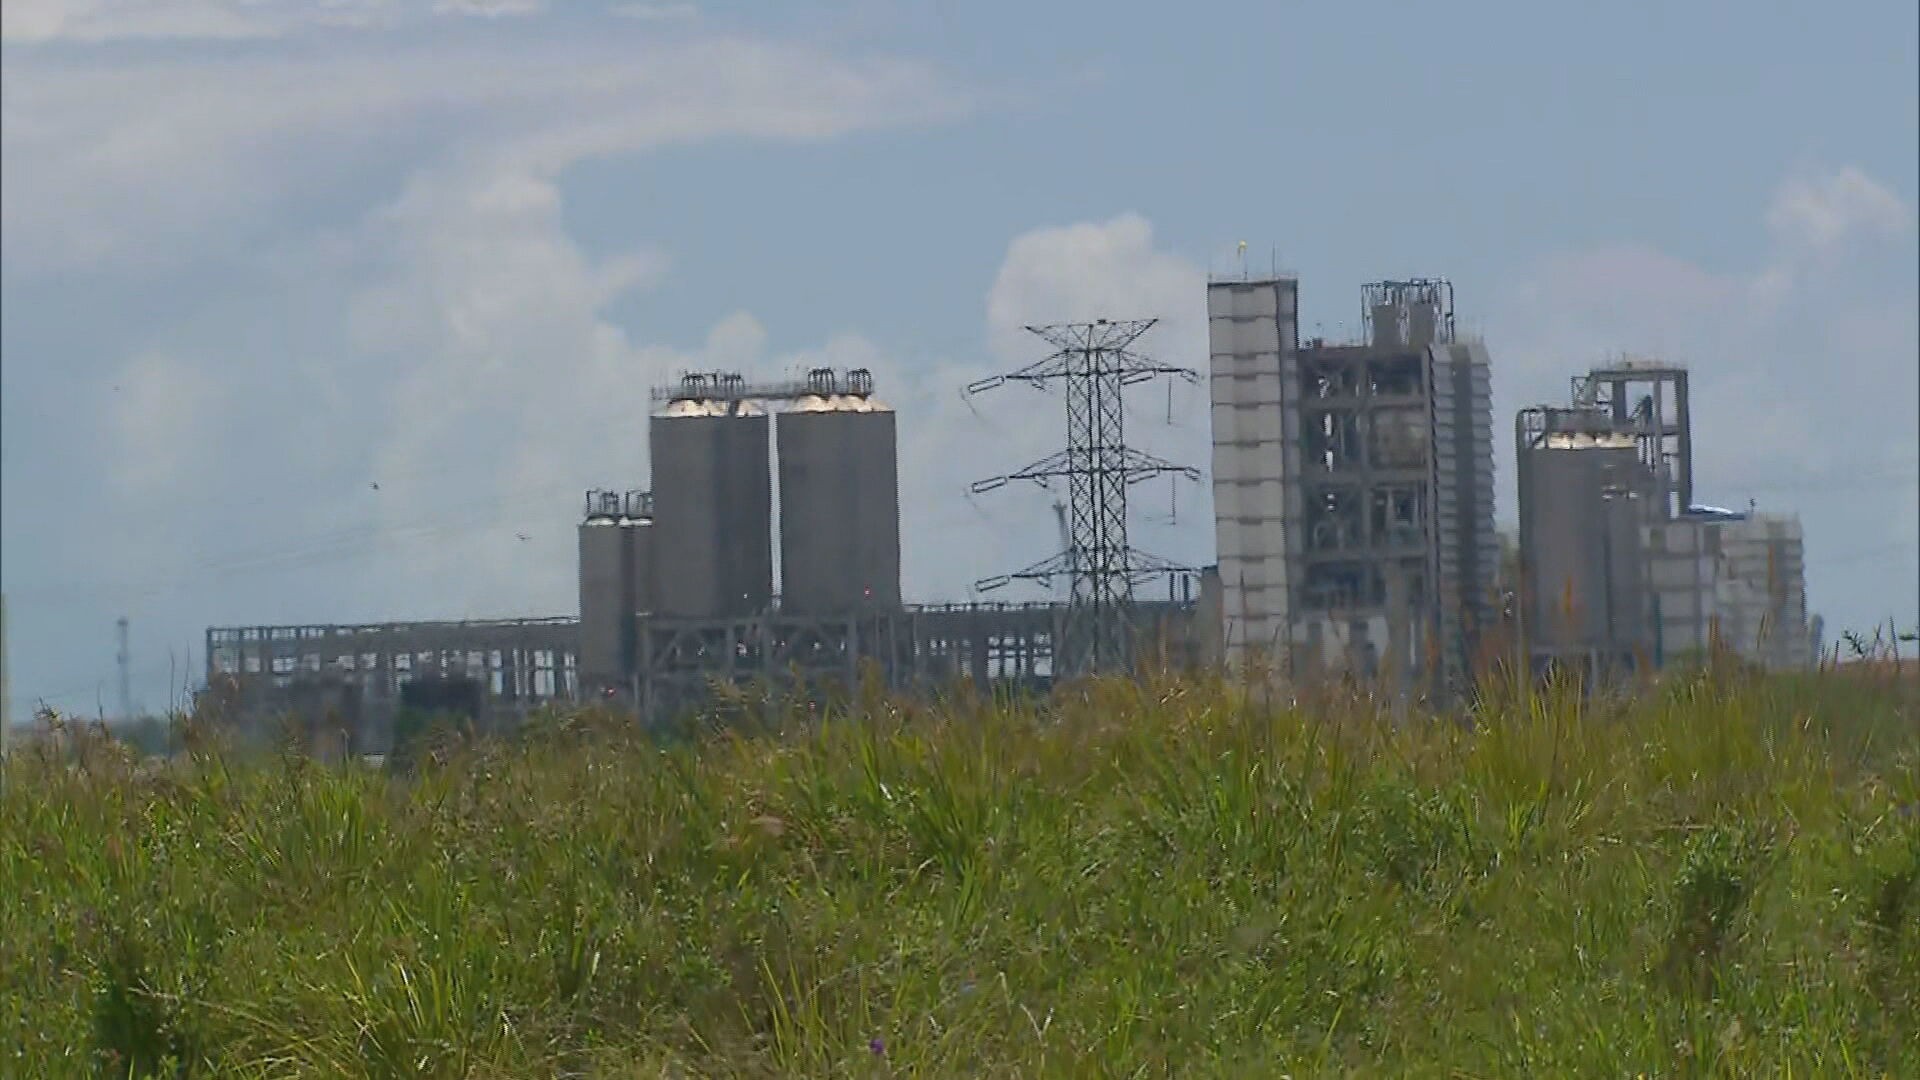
[968, 319, 1198, 676]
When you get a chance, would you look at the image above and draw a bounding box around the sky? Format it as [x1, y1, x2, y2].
[3, 0, 1916, 720]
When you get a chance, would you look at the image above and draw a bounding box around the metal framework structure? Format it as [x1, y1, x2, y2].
[1572, 360, 1692, 517]
[584, 488, 652, 521]
[635, 600, 1204, 719]
[205, 617, 581, 749]
[1290, 340, 1438, 680]
[1518, 358, 1812, 678]
[966, 319, 1198, 675]
[650, 367, 877, 406]
[207, 618, 580, 692]
[1362, 279, 1456, 348]
[206, 601, 1208, 743]
[1207, 275, 1495, 694]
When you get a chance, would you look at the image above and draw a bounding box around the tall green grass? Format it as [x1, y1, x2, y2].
[4, 670, 1916, 1077]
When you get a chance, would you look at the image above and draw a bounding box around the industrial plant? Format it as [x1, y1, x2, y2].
[1207, 277, 1497, 695]
[205, 358, 1209, 750]
[201, 270, 1815, 749]
[1516, 362, 1811, 675]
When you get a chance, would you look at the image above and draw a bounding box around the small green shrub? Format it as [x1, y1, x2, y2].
[1660, 823, 1777, 993]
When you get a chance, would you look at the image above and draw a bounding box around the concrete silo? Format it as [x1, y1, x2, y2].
[776, 375, 901, 615]
[577, 489, 653, 694]
[649, 378, 774, 619]
[1516, 406, 1654, 672]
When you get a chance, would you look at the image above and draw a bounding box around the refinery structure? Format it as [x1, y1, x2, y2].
[206, 361, 1210, 749]
[1516, 362, 1811, 675]
[1207, 277, 1497, 695]
[202, 271, 1815, 747]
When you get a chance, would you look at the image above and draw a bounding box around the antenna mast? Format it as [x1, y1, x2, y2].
[1, 594, 10, 752]
[116, 616, 132, 722]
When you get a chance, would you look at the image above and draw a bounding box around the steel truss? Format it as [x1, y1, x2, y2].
[1572, 361, 1692, 518]
[635, 605, 1065, 722]
[633, 601, 1204, 723]
[206, 601, 1206, 739]
[967, 319, 1199, 676]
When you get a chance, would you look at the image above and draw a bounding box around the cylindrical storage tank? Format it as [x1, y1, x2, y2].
[1370, 304, 1403, 348]
[578, 515, 634, 688]
[1519, 442, 1642, 656]
[650, 402, 774, 618]
[625, 516, 654, 617]
[776, 395, 901, 614]
[1598, 479, 1651, 656]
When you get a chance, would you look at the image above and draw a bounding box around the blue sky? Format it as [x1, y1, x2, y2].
[3, 0, 1916, 719]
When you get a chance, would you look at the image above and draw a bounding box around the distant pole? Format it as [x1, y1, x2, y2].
[1, 593, 10, 753]
[116, 616, 132, 722]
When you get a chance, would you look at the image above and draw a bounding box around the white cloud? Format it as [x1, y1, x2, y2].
[0, 37, 963, 274]
[702, 312, 770, 370]
[433, 0, 544, 16]
[107, 350, 225, 496]
[0, 0, 557, 43]
[985, 213, 1203, 361]
[3, 0, 288, 43]
[238, 46, 956, 617]
[0, 19, 970, 662]
[337, 165, 680, 615]
[610, 2, 696, 21]
[1765, 166, 1914, 254]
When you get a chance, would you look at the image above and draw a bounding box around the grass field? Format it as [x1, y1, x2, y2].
[4, 668, 1917, 1077]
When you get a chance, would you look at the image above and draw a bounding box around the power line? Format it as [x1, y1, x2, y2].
[1719, 466, 1919, 496]
[6, 484, 561, 604]
[966, 318, 1199, 676]
[1820, 539, 1919, 566]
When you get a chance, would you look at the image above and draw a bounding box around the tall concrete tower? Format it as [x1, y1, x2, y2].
[1207, 275, 1496, 692]
[1206, 276, 1300, 674]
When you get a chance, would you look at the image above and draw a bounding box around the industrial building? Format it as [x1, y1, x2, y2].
[1514, 405, 1655, 669]
[200, 271, 1823, 742]
[203, 616, 582, 754]
[209, 365, 1207, 742]
[1516, 360, 1812, 675]
[600, 366, 1203, 717]
[1712, 512, 1810, 668]
[1207, 276, 1497, 692]
[576, 489, 652, 697]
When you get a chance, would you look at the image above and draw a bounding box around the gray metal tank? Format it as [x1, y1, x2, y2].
[577, 489, 655, 694]
[650, 401, 774, 618]
[578, 492, 634, 690]
[1517, 428, 1651, 661]
[775, 392, 902, 614]
[624, 490, 654, 618]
